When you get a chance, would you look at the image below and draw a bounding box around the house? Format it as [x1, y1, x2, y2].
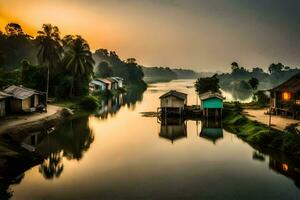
[106, 78, 119, 90]
[89, 79, 109, 93]
[199, 91, 225, 118]
[270, 73, 300, 118]
[3, 85, 45, 113]
[159, 90, 187, 116]
[0, 91, 11, 117]
[111, 77, 124, 88]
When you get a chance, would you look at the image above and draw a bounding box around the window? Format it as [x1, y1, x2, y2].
[296, 100, 300, 105]
[282, 92, 291, 101]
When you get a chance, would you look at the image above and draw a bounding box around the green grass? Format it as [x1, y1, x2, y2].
[223, 104, 300, 158]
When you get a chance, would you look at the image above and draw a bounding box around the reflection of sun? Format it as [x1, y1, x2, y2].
[282, 163, 288, 172]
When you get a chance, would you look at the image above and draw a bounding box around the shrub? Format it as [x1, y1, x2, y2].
[79, 96, 99, 110]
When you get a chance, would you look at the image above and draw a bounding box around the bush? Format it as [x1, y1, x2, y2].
[79, 96, 99, 110]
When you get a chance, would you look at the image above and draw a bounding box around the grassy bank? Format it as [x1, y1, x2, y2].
[223, 103, 300, 158]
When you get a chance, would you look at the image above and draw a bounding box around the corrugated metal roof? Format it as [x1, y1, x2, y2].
[3, 85, 41, 100]
[199, 91, 225, 101]
[91, 80, 108, 86]
[160, 90, 187, 100]
[0, 91, 11, 100]
[272, 73, 300, 93]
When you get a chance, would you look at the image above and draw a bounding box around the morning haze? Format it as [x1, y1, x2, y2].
[0, 0, 299, 71]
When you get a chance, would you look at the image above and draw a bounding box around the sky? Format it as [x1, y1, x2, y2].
[0, 0, 299, 72]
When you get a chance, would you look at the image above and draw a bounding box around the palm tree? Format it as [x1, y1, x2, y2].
[37, 24, 62, 111]
[62, 35, 94, 96]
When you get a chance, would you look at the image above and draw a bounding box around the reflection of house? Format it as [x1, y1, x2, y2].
[159, 118, 187, 143]
[199, 91, 224, 118]
[89, 79, 109, 93]
[2, 85, 44, 113]
[0, 91, 11, 117]
[159, 90, 187, 116]
[270, 73, 300, 118]
[200, 120, 223, 144]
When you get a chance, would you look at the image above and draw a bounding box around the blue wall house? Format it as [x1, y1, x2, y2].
[199, 91, 225, 118]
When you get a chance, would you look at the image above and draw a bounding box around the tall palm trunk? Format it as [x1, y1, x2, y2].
[45, 65, 49, 112]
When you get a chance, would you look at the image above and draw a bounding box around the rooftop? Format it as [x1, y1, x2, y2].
[3, 85, 42, 100]
[159, 90, 187, 100]
[271, 73, 300, 93]
[199, 91, 225, 101]
[0, 91, 11, 100]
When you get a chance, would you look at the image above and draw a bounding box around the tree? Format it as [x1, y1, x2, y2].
[268, 63, 284, 74]
[37, 24, 62, 109]
[5, 23, 24, 36]
[231, 62, 239, 72]
[62, 35, 95, 96]
[95, 61, 113, 78]
[195, 74, 220, 95]
[248, 77, 259, 90]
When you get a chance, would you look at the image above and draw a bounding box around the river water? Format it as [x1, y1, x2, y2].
[2, 80, 300, 199]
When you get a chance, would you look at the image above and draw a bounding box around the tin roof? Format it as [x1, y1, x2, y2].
[199, 91, 225, 101]
[3, 85, 42, 100]
[91, 79, 108, 86]
[159, 90, 187, 100]
[0, 91, 11, 100]
[271, 73, 300, 93]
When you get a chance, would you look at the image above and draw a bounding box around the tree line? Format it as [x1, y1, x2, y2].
[0, 22, 146, 100]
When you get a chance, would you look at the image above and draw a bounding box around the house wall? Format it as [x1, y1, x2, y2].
[10, 99, 22, 113]
[201, 98, 223, 109]
[161, 96, 186, 108]
[0, 100, 5, 117]
[22, 97, 31, 110]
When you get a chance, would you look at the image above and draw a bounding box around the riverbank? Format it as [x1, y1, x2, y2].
[0, 105, 73, 137]
[223, 104, 300, 158]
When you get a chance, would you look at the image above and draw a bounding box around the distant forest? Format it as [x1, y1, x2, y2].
[142, 66, 214, 82]
[218, 62, 300, 100]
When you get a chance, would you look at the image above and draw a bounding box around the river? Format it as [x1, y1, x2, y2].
[2, 80, 300, 199]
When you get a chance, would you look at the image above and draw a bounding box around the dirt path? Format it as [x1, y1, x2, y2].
[0, 105, 63, 133]
[244, 108, 300, 131]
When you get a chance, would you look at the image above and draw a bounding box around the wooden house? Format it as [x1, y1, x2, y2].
[106, 78, 119, 90]
[270, 73, 300, 118]
[199, 91, 224, 118]
[159, 90, 187, 116]
[0, 91, 11, 117]
[3, 85, 44, 113]
[89, 79, 109, 93]
[111, 77, 124, 88]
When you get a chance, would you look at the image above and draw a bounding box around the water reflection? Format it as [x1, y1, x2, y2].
[96, 88, 145, 119]
[159, 118, 187, 143]
[200, 120, 223, 144]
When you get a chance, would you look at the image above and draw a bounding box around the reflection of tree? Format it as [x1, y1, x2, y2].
[39, 151, 64, 179]
[37, 117, 94, 180]
[123, 87, 145, 109]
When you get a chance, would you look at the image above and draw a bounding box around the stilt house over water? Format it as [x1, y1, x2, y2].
[199, 91, 225, 118]
[159, 90, 187, 116]
[270, 73, 300, 119]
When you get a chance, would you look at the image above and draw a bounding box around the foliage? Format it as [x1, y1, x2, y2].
[95, 61, 113, 78]
[248, 77, 259, 90]
[195, 74, 220, 95]
[223, 106, 300, 158]
[21, 59, 47, 91]
[253, 91, 269, 107]
[62, 35, 95, 96]
[79, 96, 99, 110]
[93, 49, 145, 85]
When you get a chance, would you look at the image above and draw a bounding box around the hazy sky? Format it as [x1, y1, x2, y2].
[0, 0, 299, 71]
